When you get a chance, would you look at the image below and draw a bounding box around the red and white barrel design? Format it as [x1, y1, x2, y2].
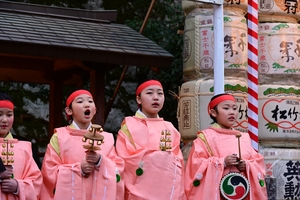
[258, 84, 300, 142]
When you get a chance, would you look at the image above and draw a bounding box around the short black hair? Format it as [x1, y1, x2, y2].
[0, 92, 13, 103]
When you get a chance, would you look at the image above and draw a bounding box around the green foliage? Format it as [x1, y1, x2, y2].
[0, 82, 49, 149]
[126, 0, 184, 126]
[103, 0, 184, 128]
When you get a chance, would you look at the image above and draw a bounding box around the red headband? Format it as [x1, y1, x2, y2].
[0, 100, 14, 110]
[208, 94, 236, 114]
[66, 90, 92, 107]
[136, 80, 163, 96]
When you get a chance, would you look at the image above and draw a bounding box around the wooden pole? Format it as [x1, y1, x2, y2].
[236, 133, 242, 161]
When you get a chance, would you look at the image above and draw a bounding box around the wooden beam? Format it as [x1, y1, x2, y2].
[53, 59, 83, 71]
[82, 61, 119, 71]
[0, 54, 93, 73]
[0, 68, 51, 84]
[0, 54, 53, 70]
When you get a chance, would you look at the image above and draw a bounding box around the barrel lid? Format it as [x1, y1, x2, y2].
[223, 7, 246, 16]
[259, 14, 298, 23]
[187, 7, 246, 18]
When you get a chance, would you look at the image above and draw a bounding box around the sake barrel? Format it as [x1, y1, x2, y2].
[183, 8, 203, 81]
[258, 16, 300, 84]
[177, 76, 248, 140]
[259, 14, 298, 22]
[183, 8, 248, 81]
[182, 0, 248, 15]
[258, 84, 300, 143]
[182, 0, 199, 15]
[258, 0, 300, 20]
[259, 147, 300, 200]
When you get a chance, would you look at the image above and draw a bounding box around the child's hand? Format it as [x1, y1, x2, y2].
[224, 154, 239, 166]
[86, 151, 101, 165]
[0, 167, 13, 180]
[81, 159, 94, 175]
[1, 179, 18, 193]
[237, 160, 246, 172]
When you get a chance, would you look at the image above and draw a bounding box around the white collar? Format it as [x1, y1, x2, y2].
[137, 109, 148, 118]
[71, 121, 92, 130]
[137, 109, 159, 118]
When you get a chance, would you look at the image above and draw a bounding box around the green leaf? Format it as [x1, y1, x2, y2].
[265, 122, 278, 132]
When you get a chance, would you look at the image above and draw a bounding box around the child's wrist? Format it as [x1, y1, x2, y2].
[95, 155, 102, 166]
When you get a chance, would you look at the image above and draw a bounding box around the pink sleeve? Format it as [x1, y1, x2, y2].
[16, 143, 43, 200]
[244, 148, 268, 199]
[116, 129, 146, 162]
[101, 144, 125, 200]
[184, 139, 225, 199]
[40, 144, 81, 200]
[115, 129, 148, 196]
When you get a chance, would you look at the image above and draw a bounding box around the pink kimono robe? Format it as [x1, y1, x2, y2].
[116, 116, 186, 200]
[185, 126, 267, 200]
[0, 137, 42, 200]
[40, 127, 124, 200]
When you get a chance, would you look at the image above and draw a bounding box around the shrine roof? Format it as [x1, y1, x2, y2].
[0, 0, 173, 68]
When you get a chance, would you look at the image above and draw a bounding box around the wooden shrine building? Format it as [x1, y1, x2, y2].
[0, 0, 173, 137]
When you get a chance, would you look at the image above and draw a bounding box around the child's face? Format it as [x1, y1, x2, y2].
[0, 108, 14, 137]
[211, 100, 238, 129]
[66, 94, 96, 127]
[136, 85, 164, 118]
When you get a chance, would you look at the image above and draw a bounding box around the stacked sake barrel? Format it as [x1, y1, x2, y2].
[182, 0, 248, 16]
[257, 3, 300, 200]
[177, 77, 248, 141]
[180, 0, 300, 198]
[179, 4, 250, 165]
[179, 4, 249, 141]
[257, 0, 300, 140]
[182, 7, 248, 81]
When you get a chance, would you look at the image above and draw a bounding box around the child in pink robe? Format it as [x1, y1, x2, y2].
[116, 79, 186, 200]
[185, 93, 267, 200]
[0, 92, 42, 200]
[40, 89, 124, 200]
